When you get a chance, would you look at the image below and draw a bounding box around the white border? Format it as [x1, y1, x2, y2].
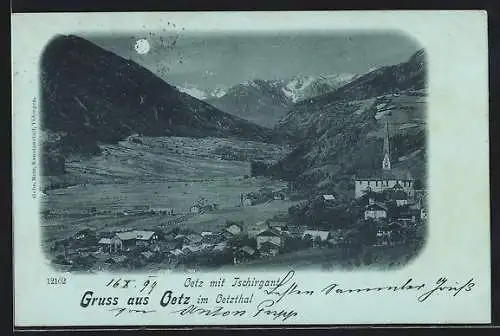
[12, 11, 490, 326]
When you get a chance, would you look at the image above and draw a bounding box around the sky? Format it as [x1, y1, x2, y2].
[84, 31, 422, 91]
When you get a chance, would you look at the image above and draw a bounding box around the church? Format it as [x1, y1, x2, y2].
[354, 116, 415, 199]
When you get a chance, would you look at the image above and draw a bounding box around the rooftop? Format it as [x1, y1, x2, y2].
[257, 229, 280, 237]
[115, 231, 137, 241]
[136, 230, 156, 241]
[259, 241, 281, 249]
[355, 169, 414, 181]
[366, 202, 388, 211]
[115, 230, 156, 241]
[98, 238, 112, 245]
[239, 246, 256, 255]
[225, 224, 242, 235]
[302, 230, 330, 241]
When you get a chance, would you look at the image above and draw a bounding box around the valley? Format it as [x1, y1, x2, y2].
[41, 135, 297, 248]
[39, 35, 428, 272]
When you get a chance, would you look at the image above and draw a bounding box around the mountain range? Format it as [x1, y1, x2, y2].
[266, 49, 427, 196]
[40, 35, 284, 175]
[177, 73, 358, 128]
[204, 79, 291, 128]
[40, 34, 427, 198]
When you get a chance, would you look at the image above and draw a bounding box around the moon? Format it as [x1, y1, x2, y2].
[134, 39, 151, 54]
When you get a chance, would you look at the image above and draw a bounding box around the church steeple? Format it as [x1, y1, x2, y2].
[382, 114, 391, 170]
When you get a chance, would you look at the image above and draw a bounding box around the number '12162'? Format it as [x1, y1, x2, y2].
[47, 277, 67, 285]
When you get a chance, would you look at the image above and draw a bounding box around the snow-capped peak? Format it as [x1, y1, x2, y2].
[210, 87, 227, 98]
[281, 73, 359, 103]
[176, 84, 228, 100]
[177, 85, 208, 100]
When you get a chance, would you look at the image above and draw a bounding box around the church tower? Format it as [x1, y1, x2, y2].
[382, 115, 391, 170]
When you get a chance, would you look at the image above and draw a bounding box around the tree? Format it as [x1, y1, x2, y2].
[283, 237, 303, 252]
[250, 160, 270, 177]
[303, 234, 313, 248]
[358, 219, 378, 246]
[168, 227, 180, 236]
[413, 179, 424, 189]
[313, 235, 322, 248]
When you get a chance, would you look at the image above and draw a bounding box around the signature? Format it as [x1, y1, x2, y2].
[109, 307, 156, 317]
[417, 277, 475, 302]
[253, 299, 298, 321]
[170, 303, 297, 322]
[264, 270, 314, 304]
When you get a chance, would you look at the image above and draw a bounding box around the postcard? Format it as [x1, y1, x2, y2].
[12, 10, 490, 327]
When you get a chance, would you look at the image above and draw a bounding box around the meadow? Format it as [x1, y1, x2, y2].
[41, 136, 297, 248]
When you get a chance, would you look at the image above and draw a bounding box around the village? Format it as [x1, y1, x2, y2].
[48, 178, 427, 272]
[48, 115, 427, 271]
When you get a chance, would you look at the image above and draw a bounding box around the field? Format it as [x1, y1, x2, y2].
[41, 136, 299, 250]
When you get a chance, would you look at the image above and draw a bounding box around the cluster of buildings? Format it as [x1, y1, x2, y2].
[239, 187, 290, 207]
[52, 213, 348, 270]
[354, 115, 427, 246]
[49, 116, 426, 270]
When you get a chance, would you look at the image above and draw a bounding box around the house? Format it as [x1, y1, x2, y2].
[71, 229, 98, 248]
[327, 230, 346, 246]
[302, 230, 331, 242]
[155, 240, 180, 253]
[421, 207, 427, 220]
[163, 231, 177, 241]
[247, 221, 267, 237]
[112, 255, 127, 263]
[110, 230, 158, 252]
[168, 249, 184, 260]
[97, 238, 112, 252]
[242, 198, 253, 206]
[396, 199, 409, 207]
[190, 205, 200, 213]
[135, 231, 158, 248]
[395, 204, 419, 223]
[201, 231, 213, 237]
[364, 202, 388, 220]
[174, 234, 186, 241]
[256, 229, 282, 250]
[213, 242, 228, 252]
[267, 221, 288, 232]
[234, 245, 256, 264]
[247, 228, 262, 238]
[73, 228, 95, 240]
[223, 223, 243, 239]
[149, 207, 174, 215]
[322, 194, 336, 201]
[259, 241, 280, 256]
[255, 220, 266, 227]
[186, 234, 203, 245]
[387, 183, 410, 205]
[200, 243, 214, 251]
[273, 191, 288, 200]
[417, 193, 428, 220]
[285, 226, 304, 238]
[140, 251, 155, 261]
[111, 231, 137, 252]
[201, 232, 222, 244]
[182, 245, 201, 255]
[376, 228, 392, 246]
